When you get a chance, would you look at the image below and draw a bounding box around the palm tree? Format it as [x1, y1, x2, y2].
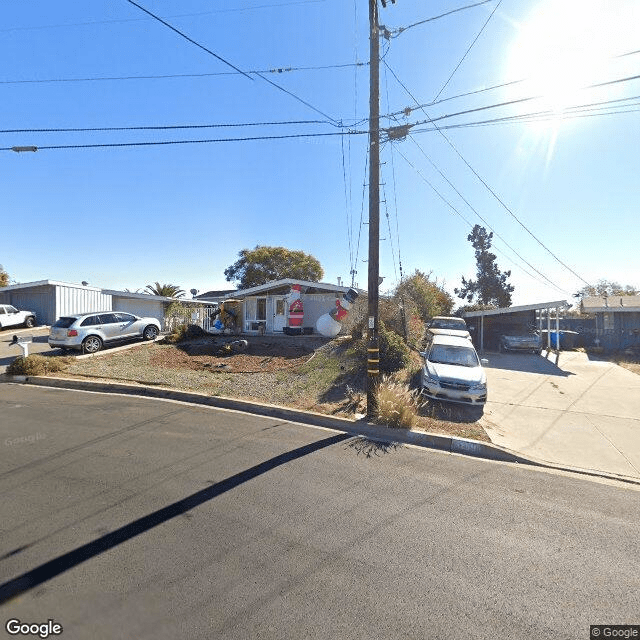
[145, 282, 185, 298]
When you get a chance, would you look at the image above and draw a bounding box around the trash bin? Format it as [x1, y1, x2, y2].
[549, 330, 580, 350]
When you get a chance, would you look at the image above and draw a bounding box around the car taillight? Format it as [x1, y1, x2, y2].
[67, 329, 78, 336]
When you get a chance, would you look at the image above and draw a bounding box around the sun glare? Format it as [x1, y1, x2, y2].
[506, 0, 638, 120]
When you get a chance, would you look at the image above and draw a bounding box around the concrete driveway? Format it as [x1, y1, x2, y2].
[0, 326, 59, 373]
[481, 350, 640, 480]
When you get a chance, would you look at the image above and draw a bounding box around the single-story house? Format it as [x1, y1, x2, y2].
[221, 279, 365, 335]
[0, 280, 217, 330]
[580, 295, 640, 352]
[194, 289, 237, 303]
[462, 300, 569, 352]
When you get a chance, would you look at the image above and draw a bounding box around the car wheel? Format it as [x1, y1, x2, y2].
[143, 325, 159, 341]
[82, 336, 103, 354]
[24, 316, 35, 328]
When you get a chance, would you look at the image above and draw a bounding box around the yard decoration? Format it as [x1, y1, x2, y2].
[316, 288, 359, 337]
[288, 284, 304, 328]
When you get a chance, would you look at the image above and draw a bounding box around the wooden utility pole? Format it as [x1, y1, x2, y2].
[366, 0, 380, 418]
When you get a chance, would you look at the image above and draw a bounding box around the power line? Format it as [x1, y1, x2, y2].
[410, 97, 640, 132]
[352, 150, 369, 288]
[407, 134, 563, 291]
[125, 0, 253, 81]
[1, 130, 368, 152]
[384, 61, 592, 289]
[0, 62, 368, 85]
[389, 0, 495, 38]
[394, 147, 570, 295]
[384, 73, 640, 123]
[0, 120, 330, 134]
[0, 0, 327, 33]
[432, 0, 502, 102]
[126, 0, 339, 125]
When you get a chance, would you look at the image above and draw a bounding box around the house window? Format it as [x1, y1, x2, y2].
[603, 313, 614, 331]
[276, 299, 285, 316]
[257, 298, 266, 321]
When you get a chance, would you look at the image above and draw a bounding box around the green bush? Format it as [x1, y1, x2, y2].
[7, 354, 71, 376]
[378, 322, 410, 374]
[164, 323, 188, 344]
[375, 377, 424, 428]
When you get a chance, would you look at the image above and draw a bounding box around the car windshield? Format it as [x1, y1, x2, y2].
[431, 319, 466, 330]
[429, 345, 479, 367]
[53, 317, 76, 329]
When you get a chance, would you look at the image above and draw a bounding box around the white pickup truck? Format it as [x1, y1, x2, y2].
[0, 304, 37, 329]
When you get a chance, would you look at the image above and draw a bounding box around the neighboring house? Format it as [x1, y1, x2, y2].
[0, 280, 216, 330]
[580, 295, 640, 352]
[223, 279, 364, 335]
[194, 289, 237, 303]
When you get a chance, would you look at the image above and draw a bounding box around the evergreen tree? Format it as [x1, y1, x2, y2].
[455, 225, 514, 307]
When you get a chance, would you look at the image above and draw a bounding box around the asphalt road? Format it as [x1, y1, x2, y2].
[0, 384, 638, 640]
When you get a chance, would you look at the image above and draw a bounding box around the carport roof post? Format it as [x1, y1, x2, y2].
[461, 300, 569, 318]
[462, 300, 569, 355]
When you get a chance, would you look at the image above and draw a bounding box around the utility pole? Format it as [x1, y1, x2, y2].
[366, 0, 381, 418]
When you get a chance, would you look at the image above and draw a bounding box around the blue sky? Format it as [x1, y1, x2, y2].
[2, 0, 638, 305]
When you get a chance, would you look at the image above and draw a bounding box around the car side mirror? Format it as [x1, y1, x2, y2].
[481, 358, 489, 365]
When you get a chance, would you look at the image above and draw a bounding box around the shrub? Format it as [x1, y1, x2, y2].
[378, 322, 410, 374]
[375, 377, 424, 428]
[7, 354, 71, 376]
[164, 323, 188, 344]
[164, 323, 206, 344]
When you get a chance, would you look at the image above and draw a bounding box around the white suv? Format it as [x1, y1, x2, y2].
[49, 311, 161, 353]
[421, 334, 488, 405]
[0, 304, 36, 329]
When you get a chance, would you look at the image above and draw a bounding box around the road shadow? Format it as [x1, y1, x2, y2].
[481, 351, 575, 377]
[0, 431, 351, 604]
[346, 436, 403, 457]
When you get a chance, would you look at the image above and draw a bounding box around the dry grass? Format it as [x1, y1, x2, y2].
[53, 336, 490, 441]
[375, 379, 423, 429]
[7, 354, 74, 376]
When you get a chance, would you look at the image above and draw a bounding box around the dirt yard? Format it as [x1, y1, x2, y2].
[150, 337, 320, 374]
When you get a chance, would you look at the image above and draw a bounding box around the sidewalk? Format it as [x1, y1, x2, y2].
[481, 350, 640, 480]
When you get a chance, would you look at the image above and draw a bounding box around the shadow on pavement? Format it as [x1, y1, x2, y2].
[481, 351, 575, 377]
[346, 436, 403, 457]
[0, 431, 351, 604]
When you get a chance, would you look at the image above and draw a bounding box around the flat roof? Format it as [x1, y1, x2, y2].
[0, 279, 103, 292]
[581, 295, 640, 312]
[462, 300, 569, 318]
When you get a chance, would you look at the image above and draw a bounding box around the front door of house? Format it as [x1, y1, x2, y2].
[273, 298, 287, 332]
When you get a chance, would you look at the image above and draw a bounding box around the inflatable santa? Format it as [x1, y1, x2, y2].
[287, 284, 304, 328]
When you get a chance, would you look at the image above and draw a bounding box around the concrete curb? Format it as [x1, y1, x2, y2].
[2, 374, 639, 486]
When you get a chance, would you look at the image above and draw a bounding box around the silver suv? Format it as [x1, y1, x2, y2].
[49, 311, 161, 353]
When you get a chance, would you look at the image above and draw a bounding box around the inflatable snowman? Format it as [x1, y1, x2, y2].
[315, 288, 359, 337]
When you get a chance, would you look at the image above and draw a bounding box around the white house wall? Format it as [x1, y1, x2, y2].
[56, 285, 112, 319]
[241, 293, 340, 333]
[112, 296, 165, 325]
[303, 294, 340, 328]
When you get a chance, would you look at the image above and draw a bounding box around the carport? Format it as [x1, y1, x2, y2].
[462, 300, 569, 354]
